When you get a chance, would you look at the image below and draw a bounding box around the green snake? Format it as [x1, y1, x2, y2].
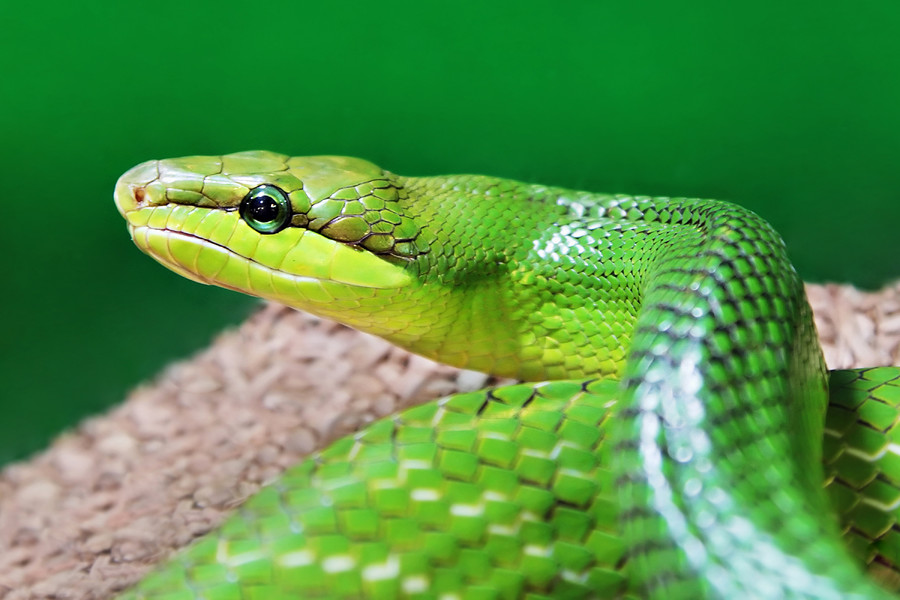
[113, 151, 900, 598]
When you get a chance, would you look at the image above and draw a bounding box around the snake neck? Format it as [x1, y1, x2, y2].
[364, 175, 691, 382]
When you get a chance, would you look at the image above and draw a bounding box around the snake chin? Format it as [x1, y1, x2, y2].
[129, 226, 218, 287]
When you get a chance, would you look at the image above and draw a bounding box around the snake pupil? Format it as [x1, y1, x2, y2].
[240, 184, 291, 234]
[249, 196, 279, 222]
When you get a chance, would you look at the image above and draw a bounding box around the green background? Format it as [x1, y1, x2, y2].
[2, 1, 899, 465]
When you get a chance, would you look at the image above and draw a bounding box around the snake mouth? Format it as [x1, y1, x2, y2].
[128, 224, 298, 289]
[121, 200, 413, 309]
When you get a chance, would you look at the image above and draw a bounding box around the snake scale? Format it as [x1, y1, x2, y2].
[113, 151, 900, 599]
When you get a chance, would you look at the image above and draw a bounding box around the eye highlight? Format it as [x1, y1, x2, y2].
[240, 185, 291, 234]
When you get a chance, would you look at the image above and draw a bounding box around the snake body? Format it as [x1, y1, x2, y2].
[114, 151, 900, 598]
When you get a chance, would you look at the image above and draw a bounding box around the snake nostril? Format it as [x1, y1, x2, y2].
[133, 186, 146, 205]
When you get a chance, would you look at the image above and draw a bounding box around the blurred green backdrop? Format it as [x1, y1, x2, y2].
[2, 1, 899, 465]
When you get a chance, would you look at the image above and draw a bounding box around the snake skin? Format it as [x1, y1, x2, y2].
[113, 152, 900, 598]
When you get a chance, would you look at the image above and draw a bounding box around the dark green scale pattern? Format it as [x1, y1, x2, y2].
[115, 152, 900, 599]
[611, 201, 885, 598]
[124, 380, 627, 599]
[825, 367, 900, 590]
[295, 177, 430, 260]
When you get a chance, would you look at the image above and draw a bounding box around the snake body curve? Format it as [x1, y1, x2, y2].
[113, 151, 900, 598]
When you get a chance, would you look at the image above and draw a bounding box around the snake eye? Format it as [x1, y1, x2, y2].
[240, 185, 291, 234]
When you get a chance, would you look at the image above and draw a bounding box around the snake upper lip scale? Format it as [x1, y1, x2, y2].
[113, 150, 900, 599]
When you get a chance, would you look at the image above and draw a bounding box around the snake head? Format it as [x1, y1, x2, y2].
[114, 151, 426, 327]
[115, 151, 621, 379]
